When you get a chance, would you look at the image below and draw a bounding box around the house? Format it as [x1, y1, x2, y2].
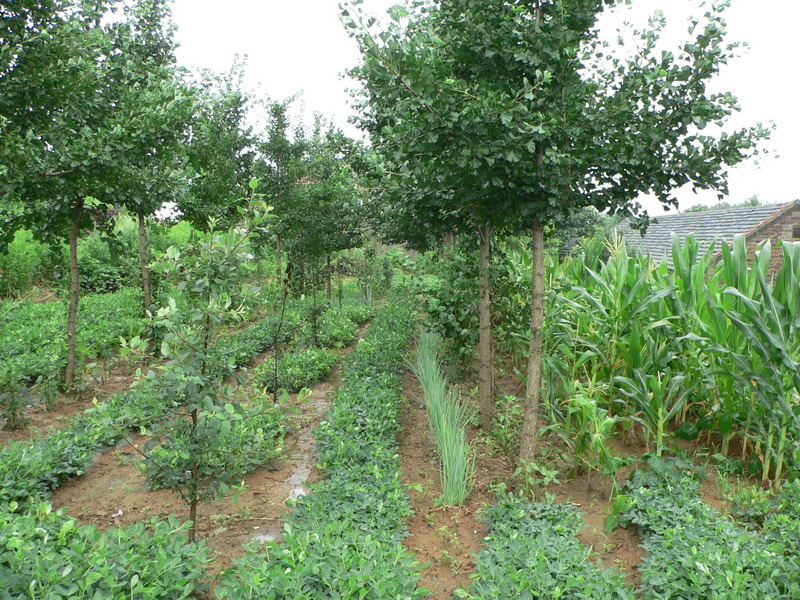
[614, 200, 800, 276]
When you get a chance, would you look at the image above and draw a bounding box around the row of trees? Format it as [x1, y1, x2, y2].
[342, 0, 770, 463]
[1, 0, 368, 387]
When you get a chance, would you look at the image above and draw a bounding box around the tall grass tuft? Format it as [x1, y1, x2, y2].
[412, 330, 475, 505]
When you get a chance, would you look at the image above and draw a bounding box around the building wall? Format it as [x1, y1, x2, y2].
[746, 204, 800, 279]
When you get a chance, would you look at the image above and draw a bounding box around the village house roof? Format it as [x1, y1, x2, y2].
[614, 200, 800, 268]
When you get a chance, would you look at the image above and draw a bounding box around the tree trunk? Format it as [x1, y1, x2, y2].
[326, 254, 332, 301]
[478, 226, 495, 430]
[276, 234, 282, 280]
[520, 220, 546, 464]
[64, 199, 83, 388]
[138, 212, 152, 317]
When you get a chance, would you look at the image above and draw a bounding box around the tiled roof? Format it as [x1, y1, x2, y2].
[614, 201, 799, 268]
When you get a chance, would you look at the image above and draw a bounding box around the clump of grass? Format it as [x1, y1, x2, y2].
[412, 330, 475, 505]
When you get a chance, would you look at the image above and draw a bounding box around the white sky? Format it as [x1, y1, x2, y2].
[170, 0, 799, 216]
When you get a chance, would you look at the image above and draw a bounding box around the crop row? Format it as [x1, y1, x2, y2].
[464, 494, 632, 599]
[0, 287, 145, 383]
[217, 292, 426, 599]
[622, 458, 800, 599]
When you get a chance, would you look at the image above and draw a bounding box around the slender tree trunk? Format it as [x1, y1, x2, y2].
[478, 226, 495, 430]
[276, 234, 282, 280]
[138, 212, 152, 317]
[520, 220, 546, 463]
[326, 254, 332, 301]
[64, 200, 83, 388]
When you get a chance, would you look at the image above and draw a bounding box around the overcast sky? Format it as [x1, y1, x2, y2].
[170, 0, 798, 216]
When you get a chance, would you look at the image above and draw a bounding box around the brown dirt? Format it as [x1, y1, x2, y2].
[399, 369, 510, 599]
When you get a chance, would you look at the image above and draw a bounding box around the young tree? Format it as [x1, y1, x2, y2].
[256, 98, 307, 280]
[343, 0, 769, 458]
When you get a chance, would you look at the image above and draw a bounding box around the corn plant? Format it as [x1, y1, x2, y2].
[541, 378, 626, 498]
[709, 249, 800, 488]
[616, 367, 694, 456]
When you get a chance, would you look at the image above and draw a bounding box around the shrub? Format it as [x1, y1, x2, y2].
[0, 230, 50, 298]
[252, 348, 338, 393]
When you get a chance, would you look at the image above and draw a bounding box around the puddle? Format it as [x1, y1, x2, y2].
[250, 526, 282, 544]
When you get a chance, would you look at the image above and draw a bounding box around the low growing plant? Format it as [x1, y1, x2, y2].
[252, 347, 338, 393]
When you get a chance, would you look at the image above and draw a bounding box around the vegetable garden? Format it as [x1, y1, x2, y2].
[2, 1, 799, 599]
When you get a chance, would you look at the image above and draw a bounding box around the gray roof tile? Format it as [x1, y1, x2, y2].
[614, 201, 797, 268]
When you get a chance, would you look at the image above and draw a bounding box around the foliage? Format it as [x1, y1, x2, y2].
[338, 302, 375, 325]
[620, 457, 799, 599]
[0, 502, 209, 600]
[462, 493, 634, 599]
[180, 61, 256, 231]
[140, 396, 286, 497]
[0, 374, 32, 431]
[0, 287, 145, 385]
[0, 230, 51, 298]
[491, 394, 525, 459]
[252, 348, 338, 393]
[292, 307, 359, 349]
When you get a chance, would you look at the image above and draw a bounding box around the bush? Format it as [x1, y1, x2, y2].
[252, 348, 338, 393]
[0, 230, 51, 298]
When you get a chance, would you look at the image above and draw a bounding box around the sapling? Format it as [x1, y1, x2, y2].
[136, 185, 283, 541]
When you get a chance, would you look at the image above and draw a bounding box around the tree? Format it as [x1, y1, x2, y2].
[180, 61, 256, 233]
[105, 0, 196, 317]
[280, 119, 365, 298]
[2, 0, 126, 386]
[256, 97, 307, 279]
[344, 0, 769, 460]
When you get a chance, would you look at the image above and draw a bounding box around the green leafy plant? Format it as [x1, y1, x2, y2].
[463, 493, 634, 600]
[0, 501, 210, 600]
[252, 348, 338, 393]
[621, 457, 799, 599]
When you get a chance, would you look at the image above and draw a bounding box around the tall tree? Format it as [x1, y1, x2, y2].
[343, 0, 769, 456]
[2, 0, 123, 386]
[107, 0, 196, 317]
[180, 61, 256, 233]
[1, 0, 199, 385]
